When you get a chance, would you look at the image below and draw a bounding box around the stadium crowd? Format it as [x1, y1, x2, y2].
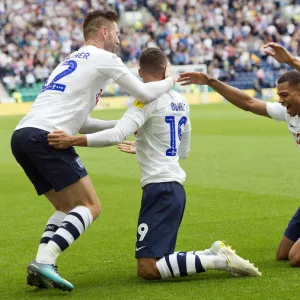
[0, 0, 299, 94]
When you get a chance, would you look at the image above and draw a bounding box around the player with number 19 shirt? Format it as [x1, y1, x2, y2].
[128, 92, 190, 188]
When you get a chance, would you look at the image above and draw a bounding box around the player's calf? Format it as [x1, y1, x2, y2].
[137, 258, 161, 280]
[84, 201, 101, 220]
[45, 176, 102, 220]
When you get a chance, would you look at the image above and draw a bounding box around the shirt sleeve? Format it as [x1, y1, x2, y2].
[96, 52, 130, 81]
[86, 102, 151, 148]
[95, 52, 174, 103]
[178, 103, 191, 159]
[266, 102, 287, 122]
[178, 128, 191, 159]
[78, 117, 118, 134]
[115, 73, 174, 103]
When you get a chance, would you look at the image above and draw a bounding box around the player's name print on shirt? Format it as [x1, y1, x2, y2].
[171, 102, 186, 111]
[64, 52, 90, 61]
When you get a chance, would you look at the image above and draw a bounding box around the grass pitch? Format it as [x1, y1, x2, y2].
[0, 103, 299, 300]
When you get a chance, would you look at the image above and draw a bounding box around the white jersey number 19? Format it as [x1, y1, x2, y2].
[165, 116, 187, 156]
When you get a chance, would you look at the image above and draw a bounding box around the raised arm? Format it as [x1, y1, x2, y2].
[116, 73, 174, 103]
[263, 43, 300, 72]
[97, 52, 174, 103]
[177, 72, 270, 118]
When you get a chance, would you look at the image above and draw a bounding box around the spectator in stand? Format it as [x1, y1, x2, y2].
[0, 0, 299, 95]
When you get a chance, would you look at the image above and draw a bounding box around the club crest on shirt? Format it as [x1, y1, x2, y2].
[133, 100, 145, 109]
[75, 157, 84, 169]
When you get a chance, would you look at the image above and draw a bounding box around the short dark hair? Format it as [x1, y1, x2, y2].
[277, 70, 300, 88]
[83, 10, 119, 40]
[139, 47, 167, 76]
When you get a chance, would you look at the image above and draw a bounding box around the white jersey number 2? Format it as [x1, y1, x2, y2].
[41, 60, 77, 93]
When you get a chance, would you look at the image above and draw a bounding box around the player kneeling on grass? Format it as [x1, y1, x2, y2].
[117, 141, 260, 279]
[48, 47, 261, 279]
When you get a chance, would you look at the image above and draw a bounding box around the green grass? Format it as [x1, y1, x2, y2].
[0, 103, 299, 299]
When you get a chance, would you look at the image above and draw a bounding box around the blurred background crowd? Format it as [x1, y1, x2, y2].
[0, 0, 299, 99]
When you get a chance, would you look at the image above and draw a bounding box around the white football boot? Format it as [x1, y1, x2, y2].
[209, 241, 261, 276]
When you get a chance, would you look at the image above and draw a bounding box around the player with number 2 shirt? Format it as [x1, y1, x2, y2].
[10, 10, 174, 292]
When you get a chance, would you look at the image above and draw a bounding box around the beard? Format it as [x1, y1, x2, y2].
[112, 44, 120, 55]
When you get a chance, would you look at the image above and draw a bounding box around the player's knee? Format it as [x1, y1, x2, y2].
[137, 261, 160, 280]
[54, 203, 74, 214]
[288, 251, 300, 267]
[276, 250, 288, 261]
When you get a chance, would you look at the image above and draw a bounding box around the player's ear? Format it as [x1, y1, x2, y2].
[101, 26, 108, 38]
[138, 68, 143, 78]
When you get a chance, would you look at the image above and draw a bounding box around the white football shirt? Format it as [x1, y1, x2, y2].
[267, 102, 300, 147]
[16, 45, 130, 135]
[124, 90, 191, 187]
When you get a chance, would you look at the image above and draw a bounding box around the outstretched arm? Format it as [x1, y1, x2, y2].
[98, 52, 174, 103]
[78, 117, 118, 134]
[263, 43, 300, 72]
[48, 116, 139, 149]
[177, 72, 270, 118]
[116, 73, 174, 103]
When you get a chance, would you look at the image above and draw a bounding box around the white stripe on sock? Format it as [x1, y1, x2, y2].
[169, 254, 180, 277]
[156, 257, 172, 279]
[186, 254, 197, 275]
[74, 206, 93, 229]
[55, 228, 74, 245]
[63, 214, 85, 234]
[47, 217, 65, 227]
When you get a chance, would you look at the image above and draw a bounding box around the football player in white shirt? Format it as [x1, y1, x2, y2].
[48, 48, 261, 279]
[177, 43, 300, 268]
[10, 10, 174, 291]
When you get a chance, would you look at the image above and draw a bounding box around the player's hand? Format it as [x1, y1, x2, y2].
[48, 130, 73, 149]
[263, 42, 294, 64]
[117, 141, 136, 154]
[177, 72, 211, 86]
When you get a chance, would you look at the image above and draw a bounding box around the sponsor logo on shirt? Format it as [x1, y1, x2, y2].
[133, 100, 145, 109]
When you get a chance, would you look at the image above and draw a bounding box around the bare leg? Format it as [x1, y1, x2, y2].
[276, 236, 295, 261]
